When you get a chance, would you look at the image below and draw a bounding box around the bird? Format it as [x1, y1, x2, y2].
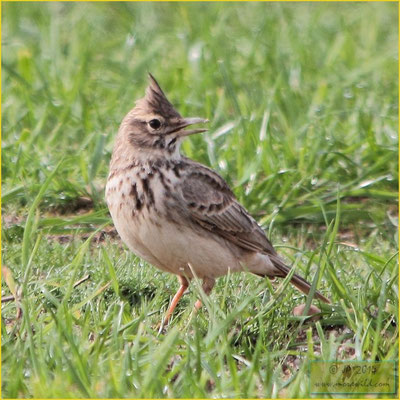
[105, 74, 330, 328]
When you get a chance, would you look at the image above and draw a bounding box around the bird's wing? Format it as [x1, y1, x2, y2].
[178, 161, 277, 256]
[176, 160, 331, 304]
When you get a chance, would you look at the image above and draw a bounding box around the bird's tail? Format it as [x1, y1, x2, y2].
[268, 255, 331, 304]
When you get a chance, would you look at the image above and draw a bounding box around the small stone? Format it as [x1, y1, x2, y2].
[293, 304, 322, 321]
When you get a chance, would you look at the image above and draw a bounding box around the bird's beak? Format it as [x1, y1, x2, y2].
[170, 117, 209, 137]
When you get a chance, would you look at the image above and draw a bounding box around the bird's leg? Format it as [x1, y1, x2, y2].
[194, 277, 215, 310]
[159, 275, 189, 332]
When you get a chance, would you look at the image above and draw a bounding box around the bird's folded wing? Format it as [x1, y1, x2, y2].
[179, 166, 277, 256]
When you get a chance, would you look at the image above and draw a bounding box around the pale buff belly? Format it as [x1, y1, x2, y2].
[110, 202, 245, 279]
[106, 173, 244, 280]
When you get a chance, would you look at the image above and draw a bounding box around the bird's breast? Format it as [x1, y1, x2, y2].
[105, 163, 182, 267]
[105, 162, 244, 279]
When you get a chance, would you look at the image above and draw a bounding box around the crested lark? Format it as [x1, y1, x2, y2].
[106, 74, 330, 327]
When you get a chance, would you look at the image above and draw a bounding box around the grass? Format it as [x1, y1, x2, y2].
[1, 2, 398, 398]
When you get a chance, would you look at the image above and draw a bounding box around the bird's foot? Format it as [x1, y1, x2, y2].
[157, 319, 168, 335]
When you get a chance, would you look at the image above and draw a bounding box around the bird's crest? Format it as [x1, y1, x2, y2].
[134, 74, 181, 119]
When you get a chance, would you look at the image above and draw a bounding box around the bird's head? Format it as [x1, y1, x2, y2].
[119, 74, 208, 158]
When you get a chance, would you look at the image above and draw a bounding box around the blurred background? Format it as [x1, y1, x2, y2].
[2, 2, 397, 226]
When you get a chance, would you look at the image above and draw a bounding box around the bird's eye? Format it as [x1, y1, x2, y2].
[148, 119, 161, 130]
